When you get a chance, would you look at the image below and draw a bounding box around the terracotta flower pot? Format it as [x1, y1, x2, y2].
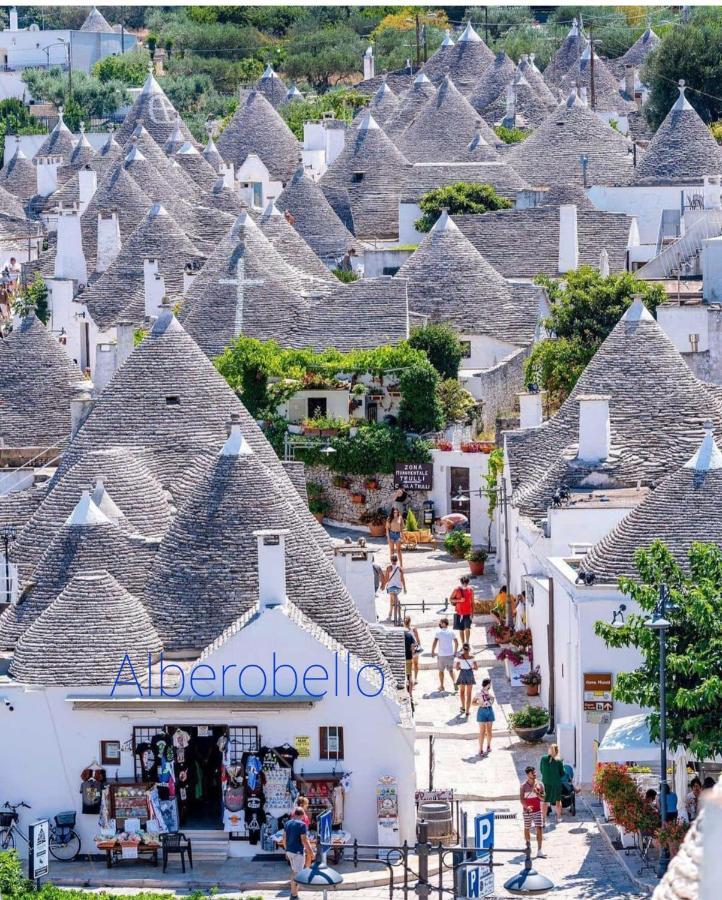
[469, 560, 485, 576]
[368, 523, 386, 537]
[525, 683, 540, 697]
[313, 512, 325, 523]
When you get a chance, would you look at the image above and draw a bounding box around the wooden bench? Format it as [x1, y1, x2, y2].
[401, 529, 437, 550]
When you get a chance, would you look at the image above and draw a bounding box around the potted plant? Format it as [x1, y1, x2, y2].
[350, 491, 366, 505]
[365, 477, 380, 491]
[461, 441, 496, 454]
[658, 820, 689, 858]
[359, 508, 388, 537]
[309, 497, 330, 523]
[593, 763, 635, 822]
[508, 705, 549, 743]
[520, 666, 542, 696]
[306, 482, 325, 501]
[466, 547, 488, 576]
[404, 508, 419, 532]
[435, 439, 453, 451]
[488, 623, 513, 647]
[444, 530, 472, 559]
[510, 628, 533, 653]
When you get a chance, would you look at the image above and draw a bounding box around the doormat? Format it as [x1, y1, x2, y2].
[252, 853, 287, 862]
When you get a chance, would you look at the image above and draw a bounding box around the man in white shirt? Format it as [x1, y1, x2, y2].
[431, 617, 458, 693]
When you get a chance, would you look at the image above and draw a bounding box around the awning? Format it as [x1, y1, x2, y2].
[598, 713, 688, 765]
[66, 693, 318, 712]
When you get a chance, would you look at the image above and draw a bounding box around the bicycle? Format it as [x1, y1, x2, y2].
[0, 801, 81, 861]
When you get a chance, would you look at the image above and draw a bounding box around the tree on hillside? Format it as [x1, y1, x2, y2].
[398, 361, 444, 433]
[93, 48, 151, 86]
[284, 22, 365, 90]
[595, 540, 722, 761]
[280, 88, 367, 139]
[408, 323, 463, 380]
[643, 7, 722, 128]
[524, 267, 665, 404]
[0, 99, 45, 165]
[415, 182, 513, 232]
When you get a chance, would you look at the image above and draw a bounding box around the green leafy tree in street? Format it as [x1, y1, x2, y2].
[408, 323, 462, 379]
[436, 379, 477, 425]
[415, 182, 513, 233]
[525, 267, 665, 404]
[595, 540, 722, 761]
[398, 360, 444, 433]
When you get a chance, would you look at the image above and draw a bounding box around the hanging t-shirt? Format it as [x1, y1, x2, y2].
[272, 745, 300, 770]
[241, 752, 265, 790]
[244, 787, 266, 845]
[172, 729, 191, 764]
[80, 778, 102, 814]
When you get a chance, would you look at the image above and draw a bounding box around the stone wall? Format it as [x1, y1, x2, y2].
[306, 464, 427, 526]
[476, 347, 528, 431]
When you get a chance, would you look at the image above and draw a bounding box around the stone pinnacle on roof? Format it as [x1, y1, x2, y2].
[91, 476, 126, 522]
[80, 6, 114, 33]
[35, 106, 76, 161]
[64, 490, 112, 527]
[221, 421, 254, 457]
[621, 295, 654, 322]
[684, 421, 722, 471]
[458, 21, 482, 43]
[421, 22, 494, 95]
[441, 29, 455, 47]
[203, 134, 223, 170]
[163, 116, 186, 155]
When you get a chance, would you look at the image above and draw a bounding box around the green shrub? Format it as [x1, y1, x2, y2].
[508, 705, 549, 729]
[408, 323, 462, 379]
[404, 508, 419, 532]
[398, 362, 444, 433]
[0, 850, 32, 896]
[12, 273, 48, 323]
[331, 267, 359, 283]
[444, 530, 472, 558]
[297, 424, 430, 476]
[414, 182, 513, 233]
[467, 547, 488, 563]
[493, 124, 528, 144]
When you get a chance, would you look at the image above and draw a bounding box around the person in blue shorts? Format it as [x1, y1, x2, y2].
[473, 677, 495, 755]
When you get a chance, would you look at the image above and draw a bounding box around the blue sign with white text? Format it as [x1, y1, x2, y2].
[317, 809, 332, 851]
[474, 812, 494, 860]
[465, 865, 494, 898]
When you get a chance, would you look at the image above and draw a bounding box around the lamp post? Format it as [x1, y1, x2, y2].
[0, 524, 17, 606]
[646, 583, 672, 877]
[42, 38, 66, 70]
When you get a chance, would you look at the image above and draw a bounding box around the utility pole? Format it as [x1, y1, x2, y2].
[415, 13, 421, 70]
[485, 6, 489, 44]
[589, 26, 595, 110]
[423, 25, 428, 63]
[67, 37, 72, 96]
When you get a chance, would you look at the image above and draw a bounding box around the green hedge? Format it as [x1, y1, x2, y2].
[296, 424, 430, 476]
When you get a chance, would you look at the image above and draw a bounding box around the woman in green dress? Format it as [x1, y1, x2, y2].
[539, 743, 565, 826]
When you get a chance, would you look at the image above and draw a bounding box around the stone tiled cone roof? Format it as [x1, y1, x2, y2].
[397, 76, 499, 163]
[163, 117, 187, 156]
[320, 113, 411, 240]
[54, 309, 332, 553]
[483, 75, 556, 129]
[543, 21, 584, 87]
[468, 51, 517, 114]
[559, 49, 636, 115]
[0, 315, 78, 449]
[0, 489, 43, 532]
[172, 143, 219, 191]
[68, 129, 97, 168]
[518, 56, 557, 106]
[80, 6, 115, 33]
[258, 201, 337, 283]
[384, 74, 437, 139]
[613, 27, 660, 74]
[386, 161, 530, 204]
[421, 22, 495, 95]
[369, 623, 406, 689]
[505, 301, 722, 521]
[164, 199, 236, 257]
[581, 426, 722, 583]
[115, 71, 195, 147]
[0, 145, 38, 203]
[203, 136, 224, 171]
[10, 448, 172, 575]
[0, 181, 28, 220]
[255, 67, 288, 108]
[207, 176, 247, 216]
[364, 79, 400, 126]
[396, 211, 538, 343]
[35, 113, 76, 162]
[119, 145, 183, 204]
[127, 126, 205, 201]
[83, 203, 205, 330]
[630, 83, 722, 186]
[535, 182, 596, 209]
[143, 433, 389, 668]
[456, 206, 632, 277]
[276, 165, 359, 262]
[10, 571, 162, 685]
[217, 89, 299, 182]
[355, 67, 416, 97]
[506, 95, 633, 187]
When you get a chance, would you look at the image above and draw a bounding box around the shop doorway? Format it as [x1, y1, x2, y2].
[450, 466, 470, 518]
[166, 725, 226, 830]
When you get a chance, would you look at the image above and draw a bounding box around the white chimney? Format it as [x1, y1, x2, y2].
[9, 6, 18, 30]
[35, 155, 62, 197]
[363, 45, 375, 81]
[97, 209, 121, 273]
[143, 258, 165, 318]
[703, 235, 722, 302]
[183, 264, 197, 293]
[577, 394, 611, 462]
[55, 204, 87, 284]
[703, 175, 721, 210]
[93, 342, 117, 392]
[219, 161, 234, 190]
[599, 248, 610, 277]
[579, 86, 588, 106]
[70, 383, 94, 437]
[624, 64, 636, 102]
[116, 321, 135, 369]
[77, 166, 97, 214]
[518, 390, 545, 429]
[254, 529, 289, 609]
[558, 204, 579, 274]
[505, 82, 516, 124]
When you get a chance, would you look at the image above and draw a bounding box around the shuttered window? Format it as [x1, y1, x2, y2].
[319, 726, 344, 760]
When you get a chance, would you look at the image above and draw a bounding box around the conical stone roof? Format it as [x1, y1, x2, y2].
[365, 78, 400, 126]
[507, 93, 633, 187]
[217, 89, 299, 182]
[173, 142, 218, 191]
[120, 142, 183, 204]
[258, 201, 337, 283]
[397, 75, 499, 163]
[0, 181, 28, 221]
[506, 299, 722, 522]
[320, 112, 411, 239]
[0, 142, 38, 202]
[581, 424, 722, 583]
[396, 211, 537, 343]
[80, 6, 115, 33]
[631, 81, 722, 186]
[614, 27, 660, 73]
[422, 22, 495, 95]
[10, 571, 162, 685]
[127, 125, 203, 200]
[67, 126, 97, 169]
[468, 50, 517, 114]
[35, 110, 76, 162]
[203, 135, 224, 171]
[543, 18, 585, 87]
[143, 425, 391, 670]
[559, 44, 635, 114]
[82, 203, 205, 330]
[277, 165, 359, 263]
[0, 315, 79, 449]
[518, 55, 557, 105]
[385, 73, 437, 139]
[483, 73, 555, 129]
[255, 65, 288, 108]
[207, 176, 247, 216]
[115, 69, 195, 147]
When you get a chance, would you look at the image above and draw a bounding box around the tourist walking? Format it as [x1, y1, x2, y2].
[451, 575, 474, 644]
[386, 507, 405, 564]
[520, 766, 546, 858]
[454, 643, 477, 717]
[284, 806, 313, 899]
[540, 744, 565, 826]
[686, 777, 702, 822]
[382, 554, 406, 622]
[403, 619, 418, 693]
[473, 677, 495, 755]
[431, 617, 458, 692]
[404, 615, 421, 688]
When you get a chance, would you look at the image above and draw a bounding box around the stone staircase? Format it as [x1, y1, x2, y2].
[185, 830, 229, 861]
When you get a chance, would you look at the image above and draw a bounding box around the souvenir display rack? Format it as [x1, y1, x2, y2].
[294, 772, 343, 828]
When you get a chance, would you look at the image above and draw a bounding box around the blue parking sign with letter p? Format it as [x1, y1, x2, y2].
[474, 811, 494, 860]
[465, 865, 494, 898]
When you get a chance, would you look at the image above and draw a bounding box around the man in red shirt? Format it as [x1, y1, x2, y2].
[451, 575, 474, 645]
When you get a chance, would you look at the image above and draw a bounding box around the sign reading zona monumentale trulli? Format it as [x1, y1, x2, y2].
[395, 462, 433, 491]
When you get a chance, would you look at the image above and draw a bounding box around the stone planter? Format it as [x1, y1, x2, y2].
[368, 523, 386, 538]
[512, 724, 549, 744]
[602, 798, 613, 820]
[468, 560, 485, 576]
[617, 826, 636, 849]
[524, 683, 540, 697]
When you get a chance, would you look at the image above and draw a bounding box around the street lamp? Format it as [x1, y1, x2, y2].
[645, 583, 673, 877]
[0, 525, 17, 606]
